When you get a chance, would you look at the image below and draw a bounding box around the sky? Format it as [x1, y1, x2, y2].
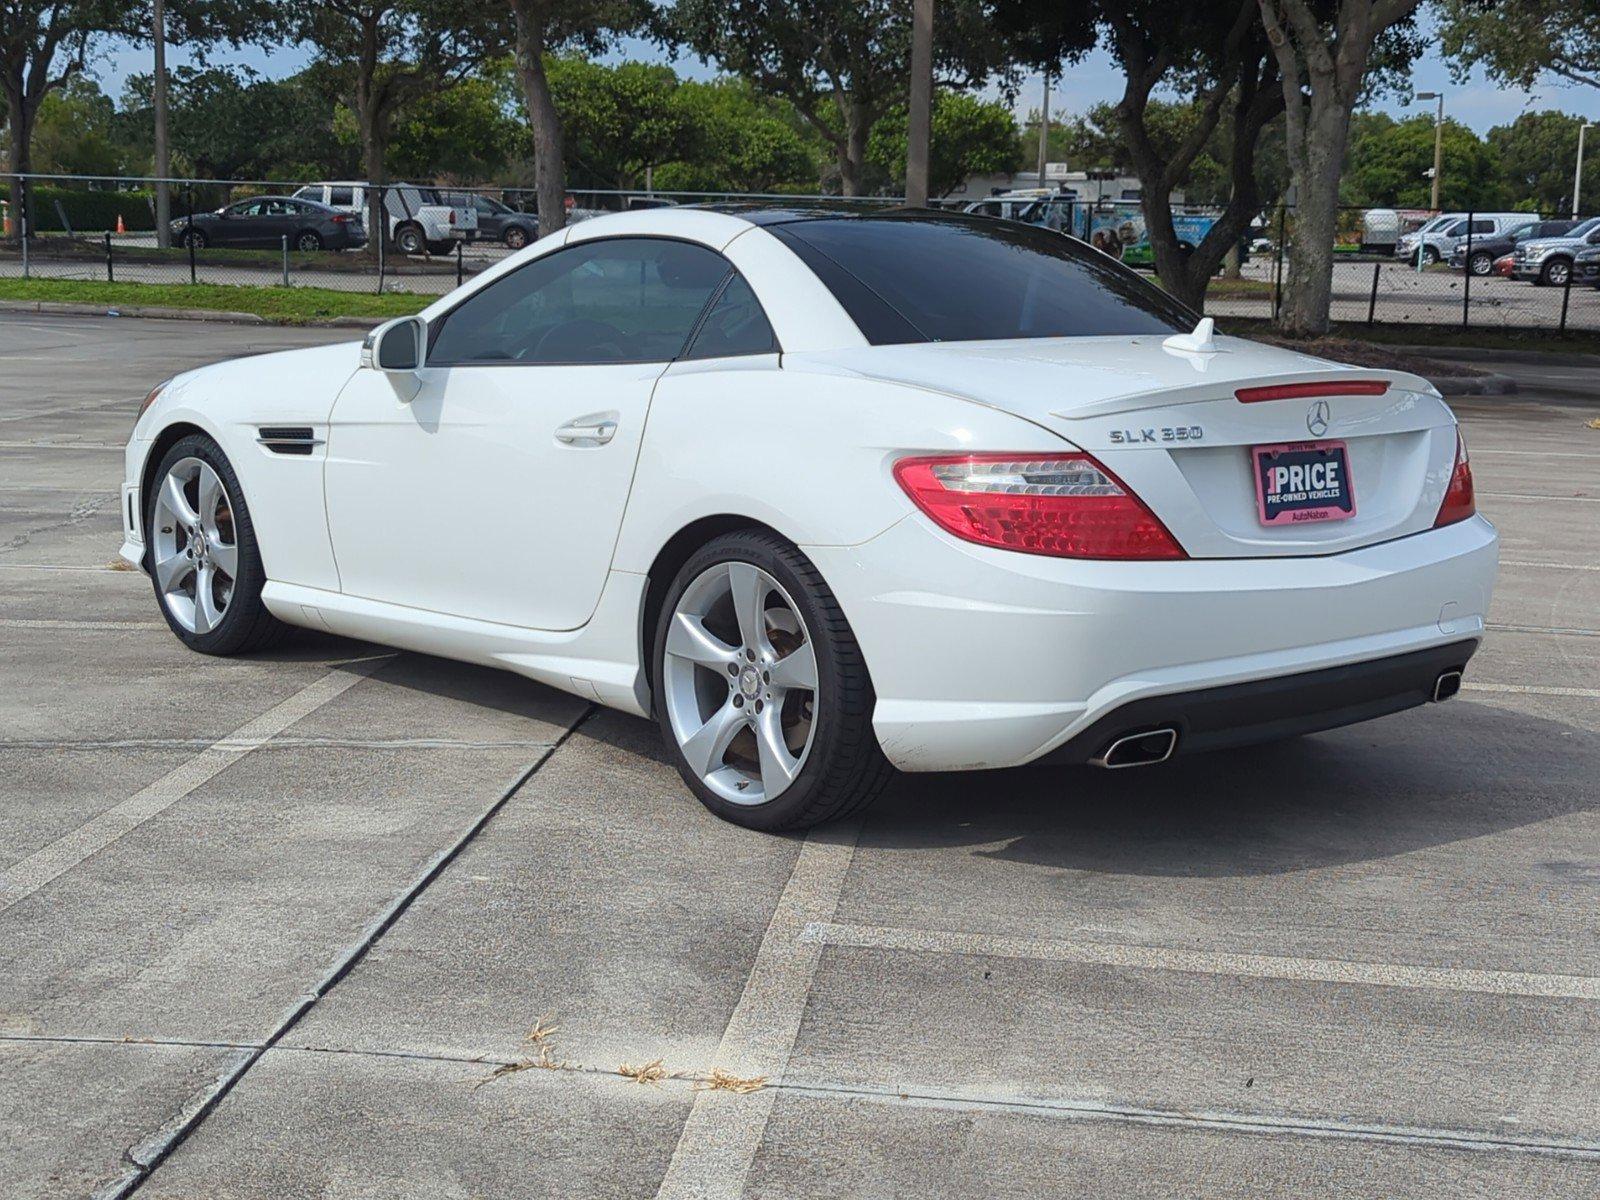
[87, 23, 1600, 138]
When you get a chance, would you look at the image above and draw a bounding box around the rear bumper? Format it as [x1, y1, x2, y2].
[807, 514, 1498, 773]
[1033, 638, 1478, 767]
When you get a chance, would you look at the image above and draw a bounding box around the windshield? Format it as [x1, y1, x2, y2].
[770, 213, 1195, 345]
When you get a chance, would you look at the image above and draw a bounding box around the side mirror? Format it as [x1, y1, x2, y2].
[361, 316, 426, 400]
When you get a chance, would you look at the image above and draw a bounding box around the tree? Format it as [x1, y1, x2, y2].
[504, 1, 647, 238]
[652, 78, 820, 193]
[1487, 110, 1600, 215]
[31, 77, 126, 176]
[389, 71, 523, 183]
[663, 0, 1012, 195]
[1, 0, 142, 234]
[1257, 0, 1423, 336]
[1438, 0, 1600, 92]
[867, 91, 1022, 196]
[548, 58, 693, 191]
[992, 1, 1287, 309]
[1342, 111, 1503, 209]
[285, 0, 493, 245]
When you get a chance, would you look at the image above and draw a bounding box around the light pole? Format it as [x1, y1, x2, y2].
[1414, 90, 1445, 212]
[1036, 70, 1050, 189]
[1574, 122, 1594, 219]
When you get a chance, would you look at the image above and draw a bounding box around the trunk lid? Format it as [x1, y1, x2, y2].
[807, 334, 1461, 558]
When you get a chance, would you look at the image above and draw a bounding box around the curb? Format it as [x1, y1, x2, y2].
[0, 299, 386, 330]
[1400, 344, 1600, 368]
[1427, 371, 1518, 397]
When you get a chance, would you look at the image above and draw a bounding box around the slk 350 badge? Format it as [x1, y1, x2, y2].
[1109, 425, 1204, 444]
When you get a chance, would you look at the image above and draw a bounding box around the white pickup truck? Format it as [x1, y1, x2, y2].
[292, 182, 478, 255]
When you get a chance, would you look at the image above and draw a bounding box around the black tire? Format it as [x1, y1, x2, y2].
[1469, 251, 1493, 276]
[425, 239, 453, 256]
[394, 224, 425, 255]
[295, 230, 323, 252]
[1420, 245, 1440, 265]
[504, 225, 530, 250]
[145, 434, 290, 656]
[179, 229, 207, 249]
[652, 530, 893, 832]
[1540, 257, 1571, 286]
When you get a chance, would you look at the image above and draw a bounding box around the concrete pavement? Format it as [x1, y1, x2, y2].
[1, 314, 1597, 1198]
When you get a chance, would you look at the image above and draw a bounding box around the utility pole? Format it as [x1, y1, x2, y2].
[1036, 71, 1050, 189]
[904, 0, 934, 206]
[153, 0, 172, 247]
[1415, 90, 1445, 212]
[1574, 123, 1594, 219]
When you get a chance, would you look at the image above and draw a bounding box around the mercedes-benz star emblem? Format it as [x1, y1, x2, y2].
[1306, 400, 1331, 438]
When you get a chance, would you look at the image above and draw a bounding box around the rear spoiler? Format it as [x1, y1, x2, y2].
[1050, 366, 1434, 421]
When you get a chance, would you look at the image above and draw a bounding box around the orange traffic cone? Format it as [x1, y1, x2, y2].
[115, 214, 126, 235]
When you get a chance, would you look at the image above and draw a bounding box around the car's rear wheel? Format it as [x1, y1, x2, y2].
[295, 230, 323, 252]
[653, 531, 892, 831]
[146, 435, 289, 656]
[394, 224, 425, 255]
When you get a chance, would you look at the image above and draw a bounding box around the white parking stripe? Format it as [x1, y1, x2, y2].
[0, 440, 124, 450]
[654, 821, 862, 1200]
[0, 658, 387, 913]
[0, 618, 164, 631]
[0, 563, 124, 572]
[1471, 449, 1600, 459]
[1488, 621, 1600, 638]
[1465, 683, 1600, 699]
[1500, 560, 1600, 572]
[1481, 491, 1600, 503]
[800, 922, 1600, 1002]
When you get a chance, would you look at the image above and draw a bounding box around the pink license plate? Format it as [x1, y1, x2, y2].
[1252, 440, 1356, 526]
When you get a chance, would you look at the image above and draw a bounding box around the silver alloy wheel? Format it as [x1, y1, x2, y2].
[151, 457, 238, 635]
[662, 561, 819, 805]
[297, 231, 321, 252]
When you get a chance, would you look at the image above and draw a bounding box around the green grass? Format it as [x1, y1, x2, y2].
[0, 278, 426, 324]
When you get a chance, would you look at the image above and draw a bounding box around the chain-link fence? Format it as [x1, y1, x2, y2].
[4, 175, 1597, 332]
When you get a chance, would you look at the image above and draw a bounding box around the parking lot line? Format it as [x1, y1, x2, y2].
[0, 440, 125, 450]
[0, 656, 389, 914]
[1500, 560, 1600, 572]
[799, 922, 1600, 1002]
[1487, 621, 1600, 638]
[1481, 492, 1600, 503]
[0, 617, 165, 631]
[1465, 682, 1600, 699]
[654, 821, 862, 1200]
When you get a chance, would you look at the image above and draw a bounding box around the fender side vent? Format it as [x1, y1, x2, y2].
[256, 426, 322, 455]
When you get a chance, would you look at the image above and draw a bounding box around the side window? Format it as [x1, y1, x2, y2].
[1471, 220, 1494, 233]
[237, 200, 268, 217]
[683, 274, 778, 360]
[428, 237, 731, 366]
[328, 187, 353, 207]
[1444, 220, 1467, 237]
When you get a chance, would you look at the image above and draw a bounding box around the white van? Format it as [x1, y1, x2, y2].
[292, 182, 478, 255]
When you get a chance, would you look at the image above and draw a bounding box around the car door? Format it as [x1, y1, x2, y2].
[322, 234, 734, 630]
[213, 200, 262, 246]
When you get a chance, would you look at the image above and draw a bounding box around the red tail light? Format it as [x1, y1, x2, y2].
[893, 453, 1186, 560]
[1236, 380, 1389, 403]
[330, 214, 351, 224]
[1433, 428, 1476, 527]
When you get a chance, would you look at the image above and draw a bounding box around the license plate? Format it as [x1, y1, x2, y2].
[1252, 440, 1355, 526]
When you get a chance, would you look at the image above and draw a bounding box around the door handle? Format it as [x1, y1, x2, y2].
[555, 414, 619, 446]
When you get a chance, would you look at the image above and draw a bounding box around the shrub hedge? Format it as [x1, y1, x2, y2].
[0, 184, 183, 233]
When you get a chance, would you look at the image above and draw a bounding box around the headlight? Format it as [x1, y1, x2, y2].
[137, 380, 170, 422]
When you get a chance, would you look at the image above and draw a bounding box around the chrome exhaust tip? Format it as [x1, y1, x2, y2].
[1092, 727, 1179, 769]
[1432, 670, 1464, 703]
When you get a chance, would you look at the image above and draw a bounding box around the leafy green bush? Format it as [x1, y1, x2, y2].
[1, 184, 166, 233]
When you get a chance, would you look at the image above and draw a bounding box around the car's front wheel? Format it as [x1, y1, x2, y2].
[179, 229, 207, 249]
[145, 435, 289, 655]
[1540, 257, 1572, 286]
[653, 530, 892, 831]
[1469, 251, 1494, 276]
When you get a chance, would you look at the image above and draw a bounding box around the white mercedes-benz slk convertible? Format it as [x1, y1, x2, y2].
[120, 206, 1497, 830]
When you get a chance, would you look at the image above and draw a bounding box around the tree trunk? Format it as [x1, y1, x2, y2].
[360, 109, 388, 254]
[838, 103, 872, 196]
[4, 89, 34, 243]
[1277, 101, 1348, 335]
[512, 1, 566, 239]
